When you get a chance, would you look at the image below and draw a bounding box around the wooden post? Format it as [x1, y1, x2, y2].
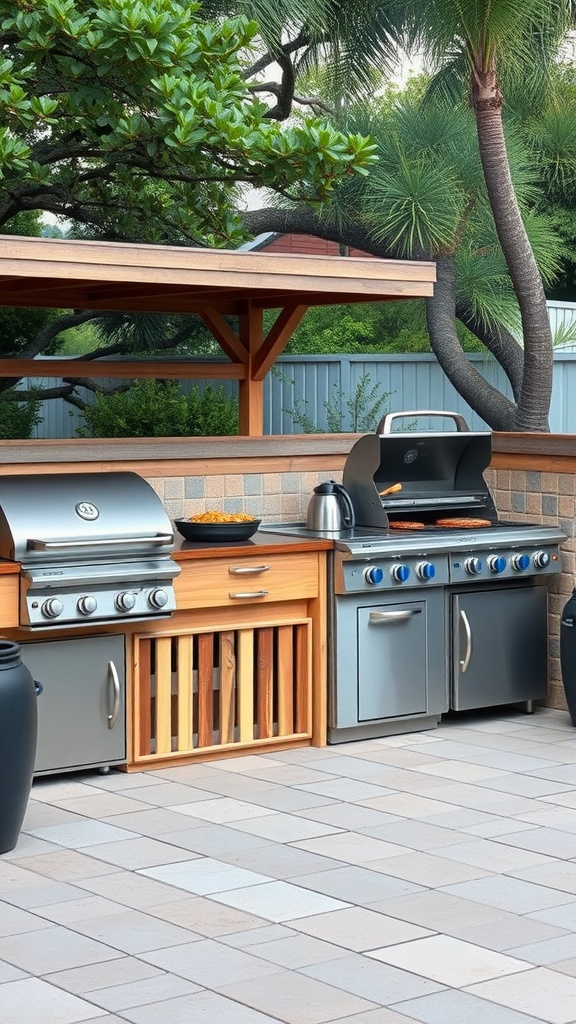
[238, 303, 265, 436]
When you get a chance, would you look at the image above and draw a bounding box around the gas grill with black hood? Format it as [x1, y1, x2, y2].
[262, 412, 566, 742]
[0, 472, 181, 775]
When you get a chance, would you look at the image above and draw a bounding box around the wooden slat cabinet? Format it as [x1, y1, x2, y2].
[127, 546, 327, 769]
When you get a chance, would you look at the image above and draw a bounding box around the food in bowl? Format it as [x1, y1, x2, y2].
[189, 512, 255, 523]
[174, 513, 261, 542]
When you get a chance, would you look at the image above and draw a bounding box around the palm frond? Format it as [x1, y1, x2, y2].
[366, 158, 464, 257]
[455, 246, 521, 336]
[522, 209, 566, 285]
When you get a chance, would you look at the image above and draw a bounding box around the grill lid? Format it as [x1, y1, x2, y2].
[342, 418, 496, 529]
[0, 472, 174, 565]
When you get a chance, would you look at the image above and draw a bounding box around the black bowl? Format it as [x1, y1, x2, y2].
[174, 518, 261, 542]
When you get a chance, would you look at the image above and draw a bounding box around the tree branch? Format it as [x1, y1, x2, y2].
[427, 255, 517, 430]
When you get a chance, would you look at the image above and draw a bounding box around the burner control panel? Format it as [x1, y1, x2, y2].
[449, 545, 562, 584]
[337, 554, 450, 594]
[335, 542, 562, 595]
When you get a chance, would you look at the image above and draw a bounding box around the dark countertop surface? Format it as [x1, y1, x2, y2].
[173, 529, 332, 561]
[0, 531, 332, 573]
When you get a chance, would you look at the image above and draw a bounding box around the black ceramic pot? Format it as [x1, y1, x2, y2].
[0, 640, 39, 854]
[561, 589, 576, 727]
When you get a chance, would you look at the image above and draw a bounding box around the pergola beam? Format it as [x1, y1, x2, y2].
[0, 236, 436, 435]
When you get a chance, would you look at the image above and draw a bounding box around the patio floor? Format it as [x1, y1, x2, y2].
[3, 708, 576, 1024]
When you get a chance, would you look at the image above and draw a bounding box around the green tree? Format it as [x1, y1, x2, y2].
[217, 0, 576, 430]
[397, 0, 575, 429]
[0, 0, 376, 244]
[281, 300, 431, 354]
[0, 0, 376, 424]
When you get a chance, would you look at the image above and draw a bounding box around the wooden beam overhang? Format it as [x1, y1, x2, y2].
[0, 235, 436, 435]
[0, 359, 248, 380]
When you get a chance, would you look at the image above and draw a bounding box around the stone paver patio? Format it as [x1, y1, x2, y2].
[3, 707, 576, 1023]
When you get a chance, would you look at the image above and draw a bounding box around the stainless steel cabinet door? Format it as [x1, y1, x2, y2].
[358, 600, 429, 720]
[451, 584, 548, 711]
[20, 635, 126, 775]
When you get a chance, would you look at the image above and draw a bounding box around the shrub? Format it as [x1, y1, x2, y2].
[76, 380, 238, 437]
[279, 372, 392, 433]
[0, 391, 42, 439]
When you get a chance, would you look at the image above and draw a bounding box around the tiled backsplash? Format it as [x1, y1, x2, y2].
[147, 471, 329, 524]
[487, 467, 575, 712]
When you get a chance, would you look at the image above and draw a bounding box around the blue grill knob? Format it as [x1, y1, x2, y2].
[416, 561, 436, 581]
[511, 553, 530, 572]
[391, 564, 410, 583]
[487, 555, 506, 574]
[364, 566, 384, 585]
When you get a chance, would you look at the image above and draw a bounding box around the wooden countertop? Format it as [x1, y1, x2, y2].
[0, 560, 19, 575]
[173, 530, 332, 561]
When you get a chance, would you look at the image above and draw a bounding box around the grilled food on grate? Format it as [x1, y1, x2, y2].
[389, 521, 426, 530]
[435, 517, 492, 528]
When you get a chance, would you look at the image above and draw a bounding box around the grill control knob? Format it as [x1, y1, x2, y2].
[41, 597, 63, 619]
[391, 564, 410, 583]
[487, 555, 506, 574]
[511, 553, 530, 572]
[533, 550, 550, 569]
[364, 566, 384, 585]
[148, 587, 169, 609]
[416, 561, 436, 581]
[464, 557, 483, 575]
[77, 595, 97, 616]
[116, 591, 136, 612]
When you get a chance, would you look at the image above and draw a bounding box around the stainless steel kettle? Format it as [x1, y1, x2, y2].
[306, 481, 355, 532]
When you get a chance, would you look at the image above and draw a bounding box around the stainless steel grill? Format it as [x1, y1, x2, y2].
[0, 472, 180, 629]
[263, 411, 567, 742]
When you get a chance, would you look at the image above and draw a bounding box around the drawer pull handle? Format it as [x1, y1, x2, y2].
[229, 590, 269, 599]
[228, 565, 271, 575]
[369, 609, 422, 622]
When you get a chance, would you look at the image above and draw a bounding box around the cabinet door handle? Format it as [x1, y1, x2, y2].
[228, 565, 271, 575]
[369, 609, 422, 622]
[108, 660, 121, 728]
[459, 609, 473, 672]
[229, 590, 269, 599]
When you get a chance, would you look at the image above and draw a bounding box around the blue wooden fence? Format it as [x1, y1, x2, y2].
[17, 349, 576, 437]
[11, 297, 576, 437]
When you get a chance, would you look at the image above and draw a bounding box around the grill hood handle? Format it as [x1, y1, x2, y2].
[27, 533, 173, 551]
[376, 410, 469, 434]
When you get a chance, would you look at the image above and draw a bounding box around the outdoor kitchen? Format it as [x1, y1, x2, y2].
[0, 236, 574, 781]
[0, 414, 571, 779]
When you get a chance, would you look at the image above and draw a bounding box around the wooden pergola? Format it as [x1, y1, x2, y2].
[0, 235, 435, 435]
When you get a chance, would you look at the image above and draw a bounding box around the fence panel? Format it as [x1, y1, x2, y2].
[13, 344, 576, 439]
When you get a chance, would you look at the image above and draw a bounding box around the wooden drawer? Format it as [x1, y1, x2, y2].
[0, 575, 20, 629]
[175, 552, 319, 610]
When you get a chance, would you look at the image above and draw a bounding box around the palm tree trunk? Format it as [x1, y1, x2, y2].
[472, 72, 552, 431]
[427, 256, 517, 430]
[454, 300, 524, 402]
